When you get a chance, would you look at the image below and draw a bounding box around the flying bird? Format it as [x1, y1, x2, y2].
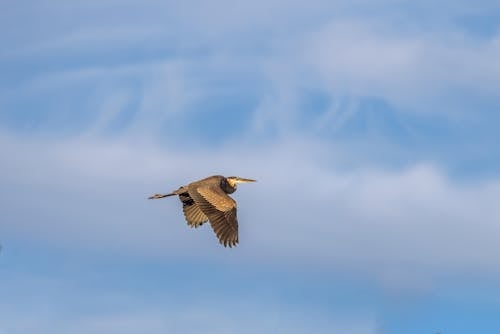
[149, 175, 256, 247]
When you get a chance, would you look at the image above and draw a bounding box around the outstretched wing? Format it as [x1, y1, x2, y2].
[188, 184, 238, 247]
[178, 192, 208, 228]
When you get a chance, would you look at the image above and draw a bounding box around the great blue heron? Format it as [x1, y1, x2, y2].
[149, 175, 256, 247]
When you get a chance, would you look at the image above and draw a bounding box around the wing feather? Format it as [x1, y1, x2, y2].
[179, 192, 208, 228]
[188, 184, 239, 247]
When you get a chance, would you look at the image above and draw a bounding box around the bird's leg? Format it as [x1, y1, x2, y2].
[148, 193, 174, 199]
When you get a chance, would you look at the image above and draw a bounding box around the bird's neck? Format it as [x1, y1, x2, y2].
[221, 178, 236, 194]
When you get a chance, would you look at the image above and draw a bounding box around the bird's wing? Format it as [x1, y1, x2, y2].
[179, 192, 208, 228]
[188, 185, 238, 247]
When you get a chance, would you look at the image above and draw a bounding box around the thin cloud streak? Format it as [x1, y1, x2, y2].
[0, 265, 376, 334]
[0, 302, 375, 334]
[3, 1, 499, 120]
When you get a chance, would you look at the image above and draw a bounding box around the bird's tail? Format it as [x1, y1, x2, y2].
[148, 193, 176, 199]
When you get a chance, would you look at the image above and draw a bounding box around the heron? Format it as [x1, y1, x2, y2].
[149, 175, 256, 247]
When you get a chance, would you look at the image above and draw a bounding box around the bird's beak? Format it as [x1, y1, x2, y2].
[235, 178, 256, 183]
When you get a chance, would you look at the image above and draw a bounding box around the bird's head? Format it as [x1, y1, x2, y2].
[226, 176, 256, 188]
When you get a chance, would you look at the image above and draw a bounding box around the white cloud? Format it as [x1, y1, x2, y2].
[1, 132, 500, 285]
[296, 19, 500, 112]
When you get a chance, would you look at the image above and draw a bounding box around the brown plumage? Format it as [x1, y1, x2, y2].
[149, 175, 256, 247]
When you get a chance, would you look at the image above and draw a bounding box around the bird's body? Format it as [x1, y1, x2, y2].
[149, 175, 255, 247]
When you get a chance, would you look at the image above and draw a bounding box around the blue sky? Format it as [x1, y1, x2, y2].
[1, 0, 500, 333]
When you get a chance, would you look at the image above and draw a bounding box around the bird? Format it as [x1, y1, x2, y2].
[149, 175, 256, 247]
